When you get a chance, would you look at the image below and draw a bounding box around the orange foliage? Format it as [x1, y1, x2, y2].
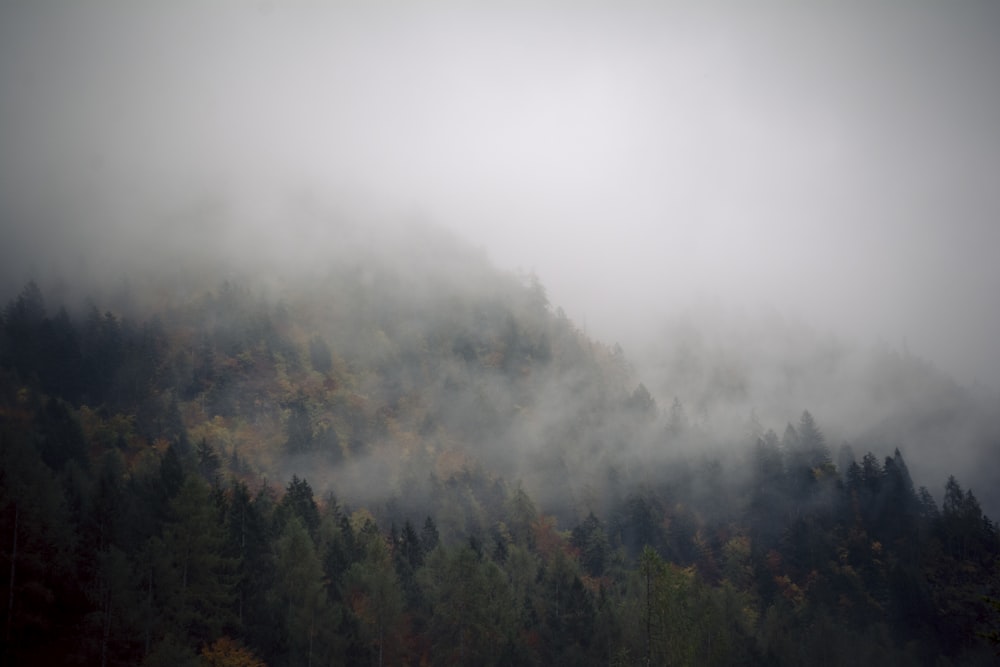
[765, 549, 783, 573]
[200, 636, 267, 667]
[773, 574, 805, 608]
[434, 448, 472, 478]
[531, 515, 573, 563]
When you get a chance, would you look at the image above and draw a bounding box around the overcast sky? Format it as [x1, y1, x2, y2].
[2, 1, 999, 385]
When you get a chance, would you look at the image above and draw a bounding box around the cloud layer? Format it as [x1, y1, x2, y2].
[2, 1, 999, 384]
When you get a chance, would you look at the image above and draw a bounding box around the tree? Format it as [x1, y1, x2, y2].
[278, 476, 320, 542]
[196, 439, 221, 486]
[163, 397, 189, 450]
[141, 633, 199, 667]
[84, 545, 140, 666]
[419, 545, 516, 665]
[536, 551, 597, 665]
[635, 546, 701, 666]
[393, 519, 425, 609]
[271, 516, 332, 667]
[666, 397, 689, 438]
[199, 636, 266, 667]
[506, 486, 537, 549]
[797, 410, 831, 469]
[284, 398, 313, 455]
[421, 516, 440, 554]
[157, 477, 237, 649]
[1, 282, 47, 381]
[625, 383, 657, 420]
[37, 306, 83, 402]
[344, 529, 404, 667]
[223, 481, 274, 645]
[34, 397, 89, 472]
[879, 449, 918, 544]
[571, 512, 610, 577]
[0, 424, 74, 661]
[617, 493, 665, 561]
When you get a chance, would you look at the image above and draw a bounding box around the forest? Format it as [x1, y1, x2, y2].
[1, 256, 998, 666]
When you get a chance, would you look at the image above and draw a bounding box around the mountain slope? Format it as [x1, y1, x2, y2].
[1, 217, 998, 665]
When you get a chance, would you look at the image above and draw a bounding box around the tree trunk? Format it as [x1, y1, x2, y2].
[100, 587, 111, 667]
[644, 555, 652, 667]
[6, 502, 17, 644]
[307, 604, 314, 667]
[144, 565, 153, 657]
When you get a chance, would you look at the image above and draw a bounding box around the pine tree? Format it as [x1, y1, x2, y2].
[278, 476, 320, 542]
[345, 529, 404, 667]
[158, 477, 237, 648]
[271, 516, 332, 667]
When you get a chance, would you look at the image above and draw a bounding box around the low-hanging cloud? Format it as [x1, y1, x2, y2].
[2, 1, 999, 389]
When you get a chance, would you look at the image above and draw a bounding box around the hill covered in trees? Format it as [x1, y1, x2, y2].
[1, 220, 998, 665]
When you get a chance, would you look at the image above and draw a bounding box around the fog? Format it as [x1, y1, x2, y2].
[2, 3, 999, 383]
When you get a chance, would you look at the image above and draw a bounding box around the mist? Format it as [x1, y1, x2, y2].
[5, 7, 1000, 661]
[3, 1, 999, 386]
[2, 2, 1000, 512]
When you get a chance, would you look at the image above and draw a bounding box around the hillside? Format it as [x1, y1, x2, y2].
[1, 221, 998, 665]
[633, 305, 1000, 518]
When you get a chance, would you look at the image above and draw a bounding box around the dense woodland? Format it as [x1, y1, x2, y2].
[1, 252, 999, 665]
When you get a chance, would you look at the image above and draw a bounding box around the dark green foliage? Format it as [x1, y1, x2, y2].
[1, 282, 47, 382]
[34, 398, 88, 472]
[156, 477, 237, 648]
[393, 519, 425, 608]
[421, 515, 440, 554]
[196, 439, 221, 485]
[0, 423, 76, 663]
[1, 280, 998, 665]
[571, 512, 610, 577]
[278, 475, 320, 542]
[615, 492, 666, 560]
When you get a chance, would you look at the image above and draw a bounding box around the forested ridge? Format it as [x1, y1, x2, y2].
[1, 257, 998, 665]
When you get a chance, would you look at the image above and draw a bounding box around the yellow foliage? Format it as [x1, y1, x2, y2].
[200, 636, 266, 667]
[350, 507, 378, 533]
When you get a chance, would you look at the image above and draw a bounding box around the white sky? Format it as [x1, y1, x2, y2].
[2, 1, 999, 384]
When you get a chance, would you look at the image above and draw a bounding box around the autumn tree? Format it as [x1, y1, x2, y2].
[200, 636, 266, 667]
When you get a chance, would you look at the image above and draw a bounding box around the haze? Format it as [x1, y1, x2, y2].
[2, 1, 1000, 387]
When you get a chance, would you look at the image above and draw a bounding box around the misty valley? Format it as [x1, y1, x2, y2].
[0, 224, 997, 667]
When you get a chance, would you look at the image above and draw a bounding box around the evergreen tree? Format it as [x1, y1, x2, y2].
[196, 439, 221, 486]
[271, 516, 332, 667]
[419, 545, 516, 665]
[797, 410, 832, 469]
[33, 397, 88, 472]
[224, 481, 274, 647]
[666, 397, 689, 438]
[157, 477, 237, 649]
[571, 512, 610, 577]
[0, 423, 74, 662]
[345, 528, 405, 666]
[278, 476, 320, 542]
[421, 516, 440, 555]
